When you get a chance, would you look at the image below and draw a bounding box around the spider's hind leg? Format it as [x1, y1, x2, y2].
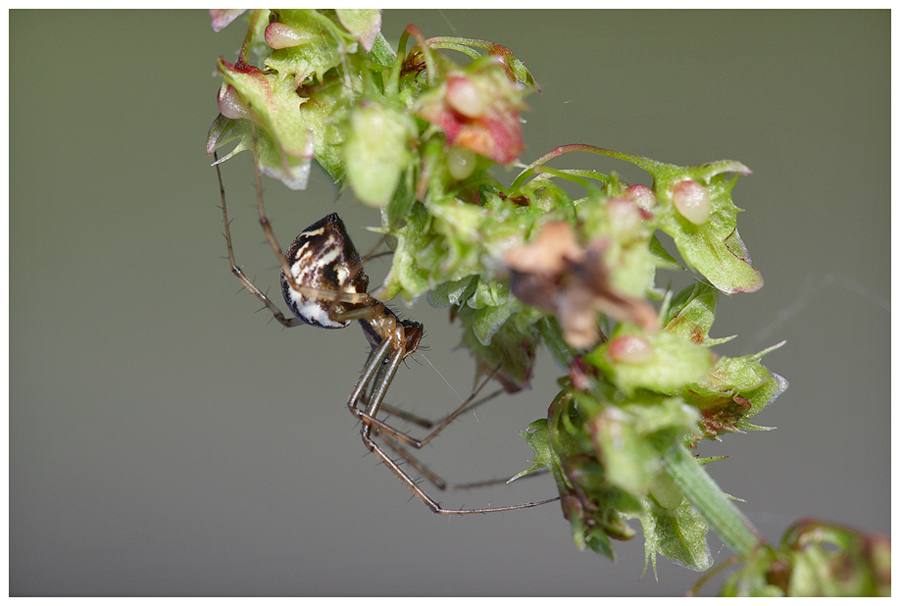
[375, 430, 549, 492]
[354, 364, 501, 451]
[359, 430, 560, 515]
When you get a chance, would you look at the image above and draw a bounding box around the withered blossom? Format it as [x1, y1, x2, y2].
[504, 222, 658, 349]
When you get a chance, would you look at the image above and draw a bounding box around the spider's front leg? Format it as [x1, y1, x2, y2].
[216, 144, 373, 329]
[215, 153, 302, 328]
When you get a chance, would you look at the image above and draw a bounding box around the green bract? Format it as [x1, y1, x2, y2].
[208, 9, 798, 584]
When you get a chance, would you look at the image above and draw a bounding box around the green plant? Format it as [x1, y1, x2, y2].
[206, 10, 889, 595]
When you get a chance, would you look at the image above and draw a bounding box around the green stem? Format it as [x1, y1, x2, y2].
[663, 443, 763, 557]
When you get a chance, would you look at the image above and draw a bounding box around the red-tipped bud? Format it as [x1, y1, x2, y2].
[672, 179, 711, 225]
[217, 85, 251, 120]
[625, 184, 657, 212]
[608, 335, 654, 363]
[264, 23, 314, 49]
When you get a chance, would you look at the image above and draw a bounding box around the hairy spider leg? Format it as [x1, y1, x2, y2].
[346, 335, 559, 514]
[376, 432, 548, 491]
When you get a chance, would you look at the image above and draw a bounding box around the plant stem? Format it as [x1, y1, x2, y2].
[664, 443, 763, 557]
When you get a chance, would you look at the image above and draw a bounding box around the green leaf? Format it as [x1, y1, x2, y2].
[635, 495, 712, 574]
[585, 324, 715, 396]
[426, 275, 478, 308]
[212, 53, 351, 188]
[264, 10, 348, 84]
[682, 340, 787, 436]
[662, 281, 735, 346]
[456, 304, 538, 393]
[656, 166, 763, 294]
[663, 443, 761, 558]
[648, 234, 683, 272]
[511, 419, 559, 482]
[591, 395, 701, 495]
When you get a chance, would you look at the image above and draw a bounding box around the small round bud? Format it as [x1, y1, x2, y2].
[649, 470, 683, 509]
[672, 180, 711, 225]
[217, 85, 251, 120]
[608, 335, 654, 363]
[447, 146, 476, 181]
[446, 76, 486, 119]
[625, 184, 656, 212]
[265, 23, 314, 49]
[606, 198, 642, 235]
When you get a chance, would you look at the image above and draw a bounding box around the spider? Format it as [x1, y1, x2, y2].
[214, 144, 558, 515]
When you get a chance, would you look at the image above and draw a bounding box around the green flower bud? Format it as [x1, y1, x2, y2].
[343, 103, 416, 207]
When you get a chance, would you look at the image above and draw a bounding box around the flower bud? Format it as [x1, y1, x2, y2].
[625, 184, 656, 212]
[265, 23, 314, 49]
[608, 335, 654, 363]
[649, 470, 683, 509]
[447, 146, 476, 181]
[606, 198, 642, 235]
[672, 179, 711, 225]
[343, 103, 415, 207]
[446, 75, 486, 119]
[217, 85, 251, 120]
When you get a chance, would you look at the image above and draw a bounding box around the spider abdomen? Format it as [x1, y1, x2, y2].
[281, 213, 370, 329]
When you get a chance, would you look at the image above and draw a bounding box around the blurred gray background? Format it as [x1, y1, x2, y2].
[10, 10, 889, 596]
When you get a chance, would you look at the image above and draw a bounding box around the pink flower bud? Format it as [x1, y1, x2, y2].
[672, 180, 711, 225]
[608, 335, 654, 363]
[265, 23, 313, 49]
[625, 184, 656, 212]
[446, 76, 486, 119]
[217, 85, 251, 120]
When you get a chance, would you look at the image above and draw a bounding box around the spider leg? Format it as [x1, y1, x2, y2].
[216, 152, 302, 328]
[346, 342, 559, 512]
[324, 234, 388, 322]
[354, 365, 499, 450]
[247, 122, 299, 291]
[359, 432, 560, 515]
[375, 430, 550, 491]
[376, 386, 504, 429]
[347, 339, 404, 442]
